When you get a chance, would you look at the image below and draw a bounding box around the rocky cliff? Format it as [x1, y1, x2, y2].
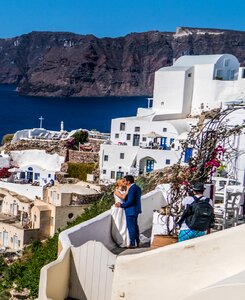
[1, 27, 245, 97]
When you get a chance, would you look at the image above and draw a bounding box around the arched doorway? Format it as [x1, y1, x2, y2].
[27, 167, 33, 183]
[139, 156, 156, 174]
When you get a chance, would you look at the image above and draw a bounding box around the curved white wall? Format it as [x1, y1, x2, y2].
[39, 189, 167, 300]
[11, 150, 64, 171]
[59, 189, 167, 250]
[111, 224, 245, 300]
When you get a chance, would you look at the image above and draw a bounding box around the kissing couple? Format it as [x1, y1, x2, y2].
[111, 175, 142, 248]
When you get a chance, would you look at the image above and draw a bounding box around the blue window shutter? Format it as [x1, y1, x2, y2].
[184, 148, 193, 163]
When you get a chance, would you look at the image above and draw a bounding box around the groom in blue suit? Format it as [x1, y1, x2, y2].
[115, 175, 142, 248]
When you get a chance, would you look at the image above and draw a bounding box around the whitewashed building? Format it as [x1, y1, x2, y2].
[10, 150, 64, 186]
[100, 54, 245, 184]
[0, 152, 10, 169]
[0, 150, 65, 199]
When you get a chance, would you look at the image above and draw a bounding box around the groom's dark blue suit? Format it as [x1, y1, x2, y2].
[120, 183, 142, 247]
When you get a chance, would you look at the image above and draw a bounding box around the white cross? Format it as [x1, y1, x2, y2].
[39, 116, 44, 128]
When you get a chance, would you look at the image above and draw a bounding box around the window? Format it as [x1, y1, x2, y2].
[120, 122, 125, 131]
[18, 240, 20, 247]
[135, 127, 140, 132]
[216, 69, 223, 79]
[34, 215, 37, 222]
[166, 159, 171, 165]
[20, 172, 25, 179]
[188, 73, 192, 77]
[133, 134, 140, 146]
[11, 237, 13, 243]
[142, 137, 147, 142]
[126, 134, 131, 140]
[68, 213, 74, 219]
[200, 103, 204, 110]
[115, 133, 119, 138]
[224, 59, 230, 67]
[116, 171, 124, 180]
[102, 169, 106, 174]
[34, 173, 40, 180]
[120, 153, 125, 159]
[104, 155, 108, 161]
[184, 148, 193, 163]
[163, 128, 167, 132]
[48, 174, 51, 178]
[111, 171, 115, 179]
[161, 101, 164, 106]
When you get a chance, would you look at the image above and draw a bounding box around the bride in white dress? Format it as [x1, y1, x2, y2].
[111, 179, 130, 248]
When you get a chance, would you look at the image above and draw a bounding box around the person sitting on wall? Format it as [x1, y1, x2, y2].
[177, 182, 214, 242]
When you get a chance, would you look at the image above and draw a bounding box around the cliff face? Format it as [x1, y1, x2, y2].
[1, 27, 245, 97]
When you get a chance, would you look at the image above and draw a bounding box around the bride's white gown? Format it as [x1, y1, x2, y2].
[111, 193, 130, 248]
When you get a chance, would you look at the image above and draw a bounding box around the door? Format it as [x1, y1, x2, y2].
[69, 241, 117, 300]
[133, 134, 140, 146]
[13, 203, 18, 216]
[161, 137, 167, 149]
[116, 171, 124, 180]
[3, 231, 8, 247]
[146, 159, 154, 172]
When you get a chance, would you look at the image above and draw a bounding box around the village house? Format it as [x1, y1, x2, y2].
[99, 54, 245, 184]
[0, 149, 65, 199]
[31, 182, 101, 237]
[0, 188, 38, 251]
[0, 181, 101, 250]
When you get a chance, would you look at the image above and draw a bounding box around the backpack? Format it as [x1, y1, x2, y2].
[185, 196, 214, 231]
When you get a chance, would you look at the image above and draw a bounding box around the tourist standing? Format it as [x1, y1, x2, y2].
[178, 182, 214, 242]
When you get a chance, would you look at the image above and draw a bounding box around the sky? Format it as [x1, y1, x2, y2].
[0, 0, 245, 38]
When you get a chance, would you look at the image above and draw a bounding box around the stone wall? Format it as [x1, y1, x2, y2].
[3, 140, 67, 156]
[71, 193, 101, 205]
[68, 150, 99, 163]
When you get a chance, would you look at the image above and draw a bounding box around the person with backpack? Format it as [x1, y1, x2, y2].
[177, 182, 214, 242]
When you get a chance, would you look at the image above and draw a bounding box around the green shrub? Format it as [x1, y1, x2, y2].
[0, 290, 10, 299]
[0, 235, 59, 297]
[1, 134, 14, 145]
[67, 162, 95, 181]
[72, 130, 89, 147]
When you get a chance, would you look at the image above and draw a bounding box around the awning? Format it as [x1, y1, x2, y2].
[143, 131, 162, 138]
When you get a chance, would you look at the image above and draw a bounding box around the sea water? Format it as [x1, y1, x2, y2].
[0, 85, 148, 140]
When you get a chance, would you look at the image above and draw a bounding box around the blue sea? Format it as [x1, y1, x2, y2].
[0, 85, 148, 140]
